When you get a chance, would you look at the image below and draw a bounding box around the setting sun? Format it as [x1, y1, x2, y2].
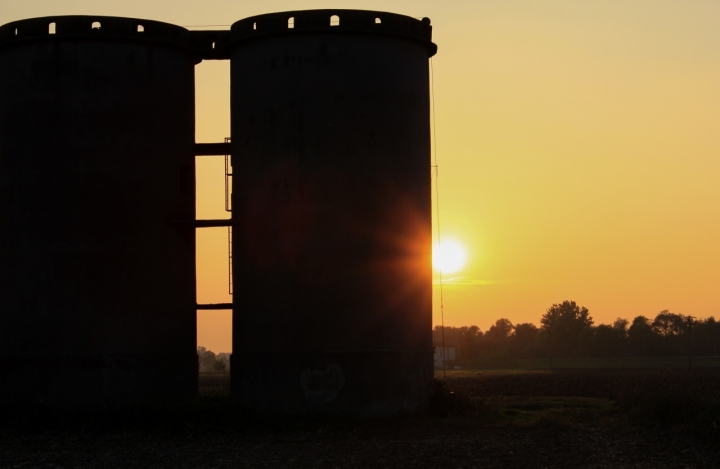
[433, 239, 467, 274]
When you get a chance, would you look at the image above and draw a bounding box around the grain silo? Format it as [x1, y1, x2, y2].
[0, 16, 201, 409]
[228, 10, 437, 415]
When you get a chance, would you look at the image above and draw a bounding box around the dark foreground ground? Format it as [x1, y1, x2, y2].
[2, 369, 719, 468]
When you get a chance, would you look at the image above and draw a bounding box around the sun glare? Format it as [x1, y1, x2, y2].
[433, 239, 467, 274]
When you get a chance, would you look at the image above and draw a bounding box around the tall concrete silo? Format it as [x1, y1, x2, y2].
[228, 10, 437, 415]
[0, 16, 199, 409]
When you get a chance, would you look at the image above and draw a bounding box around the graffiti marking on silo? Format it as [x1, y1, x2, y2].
[300, 364, 346, 404]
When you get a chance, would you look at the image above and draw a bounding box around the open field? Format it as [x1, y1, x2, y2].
[1, 370, 719, 468]
[455, 355, 720, 370]
[198, 371, 230, 397]
[516, 355, 720, 369]
[440, 368, 720, 422]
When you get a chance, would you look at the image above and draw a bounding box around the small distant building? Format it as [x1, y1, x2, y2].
[434, 346, 456, 368]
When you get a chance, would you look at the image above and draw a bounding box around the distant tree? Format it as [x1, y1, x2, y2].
[216, 352, 232, 371]
[652, 310, 687, 355]
[581, 324, 625, 357]
[476, 319, 513, 359]
[711, 317, 720, 356]
[609, 318, 630, 356]
[651, 310, 685, 337]
[460, 325, 482, 360]
[693, 317, 720, 356]
[213, 357, 226, 373]
[509, 323, 539, 357]
[540, 301, 593, 357]
[485, 318, 514, 341]
[198, 348, 216, 372]
[693, 318, 709, 356]
[707, 317, 720, 356]
[613, 318, 629, 337]
[628, 316, 653, 356]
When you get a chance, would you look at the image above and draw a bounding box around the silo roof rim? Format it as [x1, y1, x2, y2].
[0, 15, 188, 39]
[0, 12, 437, 59]
[228, 9, 437, 57]
[0, 15, 213, 59]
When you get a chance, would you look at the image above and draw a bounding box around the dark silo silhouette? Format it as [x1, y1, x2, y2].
[0, 16, 200, 409]
[0, 10, 437, 414]
[228, 10, 437, 415]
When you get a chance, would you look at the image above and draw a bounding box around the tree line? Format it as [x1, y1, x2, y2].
[433, 301, 720, 365]
[197, 346, 230, 372]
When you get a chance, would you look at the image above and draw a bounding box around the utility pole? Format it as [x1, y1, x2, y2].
[687, 316, 696, 369]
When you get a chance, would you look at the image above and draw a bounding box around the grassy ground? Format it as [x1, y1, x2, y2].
[1, 370, 719, 468]
[439, 368, 720, 425]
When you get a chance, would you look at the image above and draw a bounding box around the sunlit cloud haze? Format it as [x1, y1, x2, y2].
[4, 0, 719, 352]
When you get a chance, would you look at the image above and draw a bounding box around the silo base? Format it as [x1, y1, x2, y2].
[231, 351, 433, 416]
[0, 353, 198, 412]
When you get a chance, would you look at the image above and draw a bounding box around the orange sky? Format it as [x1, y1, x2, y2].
[4, 1, 720, 352]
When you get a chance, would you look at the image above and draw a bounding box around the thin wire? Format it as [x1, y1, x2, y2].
[430, 57, 446, 381]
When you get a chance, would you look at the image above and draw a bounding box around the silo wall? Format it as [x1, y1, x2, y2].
[229, 10, 436, 415]
[0, 16, 198, 410]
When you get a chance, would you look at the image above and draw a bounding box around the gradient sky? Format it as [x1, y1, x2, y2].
[4, 1, 719, 352]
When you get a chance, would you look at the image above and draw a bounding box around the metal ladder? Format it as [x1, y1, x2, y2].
[225, 137, 233, 294]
